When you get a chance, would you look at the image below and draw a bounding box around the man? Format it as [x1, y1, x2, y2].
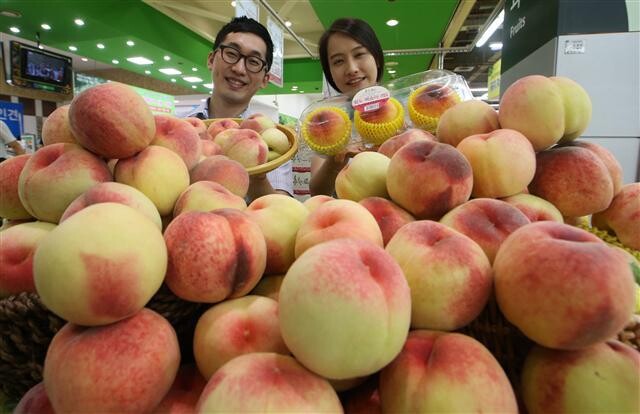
[185, 16, 293, 201]
[0, 119, 25, 162]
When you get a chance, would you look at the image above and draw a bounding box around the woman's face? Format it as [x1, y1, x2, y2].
[327, 32, 378, 97]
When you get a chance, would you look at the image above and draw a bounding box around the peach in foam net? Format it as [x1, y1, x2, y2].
[354, 97, 405, 145]
[300, 106, 352, 156]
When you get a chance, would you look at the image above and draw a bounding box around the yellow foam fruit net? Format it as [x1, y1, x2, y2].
[301, 107, 352, 156]
[408, 85, 461, 133]
[354, 98, 405, 145]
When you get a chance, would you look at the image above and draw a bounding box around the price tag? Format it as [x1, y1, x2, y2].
[352, 86, 390, 113]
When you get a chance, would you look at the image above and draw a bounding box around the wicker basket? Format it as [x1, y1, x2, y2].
[0, 285, 204, 403]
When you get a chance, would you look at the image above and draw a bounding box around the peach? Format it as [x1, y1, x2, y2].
[206, 118, 239, 140]
[200, 139, 222, 157]
[279, 238, 411, 379]
[386, 140, 473, 220]
[407, 83, 461, 132]
[163, 209, 266, 303]
[41, 104, 77, 145]
[151, 115, 202, 170]
[261, 127, 290, 156]
[294, 199, 383, 258]
[60, 181, 162, 229]
[13, 382, 54, 414]
[592, 183, 640, 250]
[249, 274, 284, 301]
[239, 113, 276, 133]
[173, 181, 246, 217]
[302, 194, 334, 212]
[151, 364, 207, 414]
[386, 220, 492, 330]
[501, 193, 564, 223]
[0, 154, 32, 219]
[440, 198, 531, 263]
[377, 128, 435, 158]
[246, 194, 309, 274]
[354, 98, 405, 145]
[190, 155, 249, 198]
[457, 128, 536, 198]
[69, 82, 156, 159]
[44, 309, 180, 414]
[342, 377, 381, 414]
[359, 196, 415, 246]
[522, 341, 640, 414]
[570, 140, 623, 195]
[34, 203, 167, 326]
[551, 76, 593, 143]
[494, 221, 636, 349]
[185, 116, 208, 140]
[379, 330, 518, 413]
[195, 353, 342, 413]
[335, 152, 390, 202]
[498, 75, 566, 151]
[193, 295, 289, 379]
[18, 143, 112, 223]
[301, 106, 352, 155]
[115, 145, 190, 216]
[0, 221, 56, 297]
[529, 145, 614, 217]
[436, 99, 500, 147]
[213, 128, 268, 168]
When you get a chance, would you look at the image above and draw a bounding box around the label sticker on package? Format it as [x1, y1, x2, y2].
[564, 39, 585, 54]
[352, 86, 390, 113]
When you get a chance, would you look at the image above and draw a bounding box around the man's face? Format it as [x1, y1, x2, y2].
[208, 32, 270, 106]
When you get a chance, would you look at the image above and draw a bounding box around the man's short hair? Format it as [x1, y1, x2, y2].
[213, 16, 274, 72]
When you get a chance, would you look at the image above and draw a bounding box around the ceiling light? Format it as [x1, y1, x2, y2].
[203, 83, 213, 89]
[0, 10, 21, 18]
[388, 69, 396, 74]
[9, 26, 19, 33]
[386, 19, 399, 27]
[285, 21, 292, 27]
[41, 23, 51, 30]
[192, 85, 197, 89]
[38, 45, 44, 50]
[174, 100, 180, 103]
[144, 70, 151, 74]
[163, 55, 171, 61]
[126, 40, 135, 46]
[299, 91, 304, 93]
[127, 56, 154, 65]
[231, 1, 236, 7]
[171, 78, 176, 83]
[291, 86, 298, 90]
[183, 76, 203, 83]
[68, 45, 78, 51]
[97, 43, 105, 49]
[476, 10, 504, 47]
[112, 59, 119, 64]
[192, 67, 198, 72]
[201, 98, 207, 102]
[74, 18, 85, 26]
[385, 61, 398, 66]
[160, 68, 181, 75]
[489, 42, 503, 51]
[81, 58, 88, 62]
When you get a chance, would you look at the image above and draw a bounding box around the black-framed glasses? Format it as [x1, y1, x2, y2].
[216, 44, 268, 73]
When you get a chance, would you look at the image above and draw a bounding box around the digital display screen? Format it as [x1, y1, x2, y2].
[23, 49, 68, 84]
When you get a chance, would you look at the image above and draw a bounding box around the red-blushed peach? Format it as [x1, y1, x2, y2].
[522, 341, 640, 414]
[342, 376, 381, 414]
[570, 140, 624, 195]
[152, 364, 207, 414]
[529, 145, 614, 217]
[195, 353, 342, 413]
[245, 194, 309, 274]
[173, 181, 246, 217]
[193, 295, 289, 379]
[60, 181, 162, 229]
[440, 198, 531, 263]
[359, 196, 415, 246]
[215, 128, 268, 168]
[0, 221, 56, 298]
[249, 274, 284, 301]
[0, 154, 32, 219]
[68, 82, 156, 159]
[377, 128, 435, 158]
[13, 382, 54, 414]
[115, 145, 190, 216]
[163, 209, 266, 303]
[294, 199, 383, 258]
[436, 99, 500, 147]
[44, 309, 180, 413]
[185, 117, 208, 140]
[239, 113, 276, 133]
[302, 194, 334, 212]
[34, 203, 167, 326]
[386, 220, 492, 330]
[18, 143, 112, 223]
[379, 330, 518, 413]
[386, 140, 473, 220]
[151, 115, 203, 170]
[457, 129, 536, 198]
[498, 75, 565, 151]
[190, 155, 249, 198]
[200, 139, 222, 157]
[494, 221, 636, 349]
[353, 98, 405, 145]
[206, 118, 239, 140]
[41, 104, 77, 145]
[551, 76, 593, 143]
[592, 183, 640, 250]
[501, 193, 564, 223]
[279, 238, 411, 379]
[335, 152, 390, 201]
[301, 107, 352, 155]
[407, 83, 461, 132]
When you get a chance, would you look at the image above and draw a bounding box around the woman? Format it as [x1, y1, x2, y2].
[309, 18, 384, 196]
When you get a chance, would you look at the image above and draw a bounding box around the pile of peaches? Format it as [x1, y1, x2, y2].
[1, 76, 639, 414]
